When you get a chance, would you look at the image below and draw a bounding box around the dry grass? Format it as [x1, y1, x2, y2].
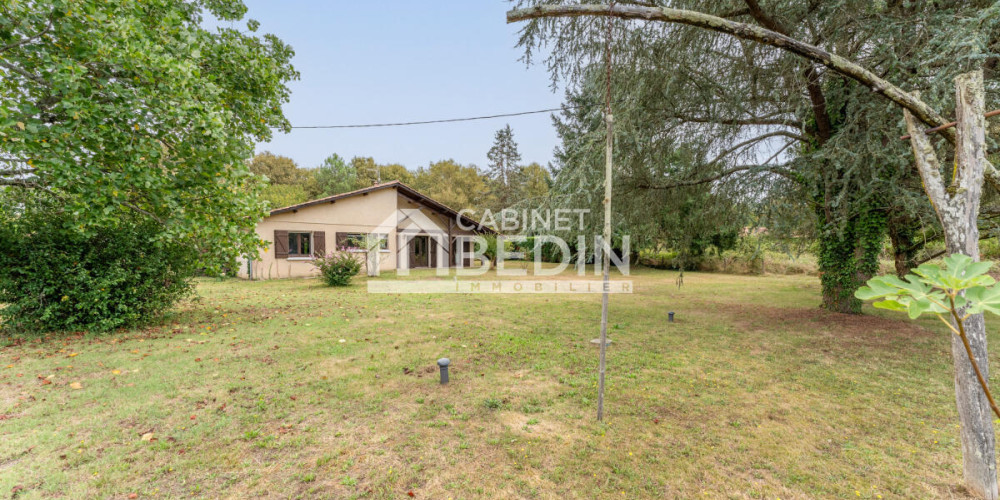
[0, 268, 992, 499]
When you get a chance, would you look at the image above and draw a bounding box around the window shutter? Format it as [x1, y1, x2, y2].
[335, 232, 349, 250]
[274, 230, 289, 259]
[313, 231, 326, 257]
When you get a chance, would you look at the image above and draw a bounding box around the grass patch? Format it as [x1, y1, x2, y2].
[0, 268, 985, 498]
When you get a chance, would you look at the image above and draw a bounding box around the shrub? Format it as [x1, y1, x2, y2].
[313, 251, 361, 286]
[0, 212, 197, 334]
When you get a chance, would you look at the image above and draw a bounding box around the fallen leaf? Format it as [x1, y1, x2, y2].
[407, 491, 415, 497]
[112, 370, 121, 375]
[141, 432, 154, 442]
[69, 382, 82, 390]
[68, 353, 79, 357]
[129, 494, 138, 499]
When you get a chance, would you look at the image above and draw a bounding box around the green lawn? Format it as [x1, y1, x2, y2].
[0, 268, 990, 499]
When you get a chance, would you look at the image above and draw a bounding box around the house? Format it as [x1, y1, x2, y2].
[238, 181, 492, 280]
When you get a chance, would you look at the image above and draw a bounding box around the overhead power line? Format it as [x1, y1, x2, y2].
[278, 104, 590, 130]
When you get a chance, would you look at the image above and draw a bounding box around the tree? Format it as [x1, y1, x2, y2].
[350, 156, 380, 188]
[511, 1, 1000, 314]
[250, 151, 314, 186]
[312, 153, 356, 197]
[517, 162, 551, 202]
[509, 3, 999, 496]
[249, 152, 316, 207]
[378, 163, 416, 186]
[551, 74, 748, 265]
[486, 124, 522, 210]
[0, 0, 298, 272]
[260, 183, 310, 209]
[412, 159, 491, 214]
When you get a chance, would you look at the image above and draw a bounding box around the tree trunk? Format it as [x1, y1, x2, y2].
[905, 71, 997, 500]
[886, 211, 922, 278]
[816, 201, 885, 314]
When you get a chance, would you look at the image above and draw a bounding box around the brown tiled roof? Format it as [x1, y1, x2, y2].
[268, 180, 494, 233]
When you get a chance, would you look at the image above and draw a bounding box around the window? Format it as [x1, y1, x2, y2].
[288, 232, 312, 256]
[338, 232, 388, 252]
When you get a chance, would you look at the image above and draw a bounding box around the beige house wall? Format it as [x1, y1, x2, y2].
[240, 187, 397, 280]
[238, 185, 484, 279]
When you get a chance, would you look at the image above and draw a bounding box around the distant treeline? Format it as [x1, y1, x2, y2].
[251, 127, 550, 217]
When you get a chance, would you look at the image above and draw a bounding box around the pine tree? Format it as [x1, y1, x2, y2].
[486, 124, 522, 210]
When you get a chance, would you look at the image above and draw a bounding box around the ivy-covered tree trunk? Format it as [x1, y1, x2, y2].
[816, 200, 886, 314]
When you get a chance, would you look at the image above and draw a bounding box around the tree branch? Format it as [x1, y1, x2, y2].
[507, 4, 955, 142]
[0, 59, 50, 87]
[123, 202, 166, 224]
[665, 112, 802, 128]
[904, 101, 948, 215]
[635, 163, 790, 190]
[0, 167, 35, 177]
[706, 130, 804, 166]
[0, 177, 39, 188]
[636, 138, 797, 190]
[0, 18, 54, 55]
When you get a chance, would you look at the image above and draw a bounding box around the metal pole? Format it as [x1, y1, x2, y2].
[597, 111, 613, 422]
[597, 0, 615, 423]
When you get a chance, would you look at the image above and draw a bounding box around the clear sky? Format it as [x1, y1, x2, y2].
[241, 1, 562, 171]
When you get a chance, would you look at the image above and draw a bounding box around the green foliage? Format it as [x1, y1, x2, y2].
[512, 236, 565, 263]
[0, 210, 196, 334]
[313, 251, 362, 287]
[313, 154, 356, 197]
[516, 162, 551, 203]
[349, 157, 415, 189]
[480, 234, 499, 268]
[350, 156, 380, 187]
[411, 159, 493, 214]
[486, 124, 522, 210]
[249, 152, 312, 186]
[550, 71, 750, 267]
[0, 0, 299, 273]
[856, 254, 1000, 320]
[376, 163, 416, 187]
[260, 183, 310, 210]
[248, 152, 314, 208]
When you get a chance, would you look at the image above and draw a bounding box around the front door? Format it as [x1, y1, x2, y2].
[408, 235, 429, 268]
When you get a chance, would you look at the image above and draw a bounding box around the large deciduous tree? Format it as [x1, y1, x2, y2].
[0, 0, 298, 272]
[508, 2, 999, 496]
[517, 162, 552, 202]
[249, 151, 316, 208]
[249, 151, 314, 187]
[412, 159, 492, 215]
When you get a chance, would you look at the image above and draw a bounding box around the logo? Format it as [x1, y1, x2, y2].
[365, 208, 632, 294]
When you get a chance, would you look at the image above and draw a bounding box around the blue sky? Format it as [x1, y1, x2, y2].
[241, 1, 562, 171]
